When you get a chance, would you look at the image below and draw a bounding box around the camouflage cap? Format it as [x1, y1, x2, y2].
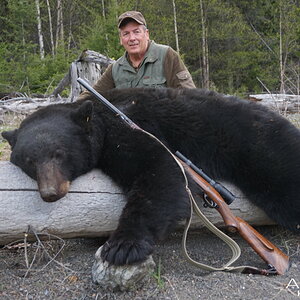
[118, 11, 147, 28]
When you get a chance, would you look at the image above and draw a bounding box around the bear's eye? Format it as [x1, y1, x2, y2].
[53, 149, 65, 161]
[25, 157, 32, 165]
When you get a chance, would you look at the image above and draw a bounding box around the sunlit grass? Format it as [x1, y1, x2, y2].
[0, 112, 25, 161]
[286, 113, 300, 128]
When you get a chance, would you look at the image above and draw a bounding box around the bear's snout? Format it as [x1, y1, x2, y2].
[40, 186, 63, 202]
[36, 161, 70, 202]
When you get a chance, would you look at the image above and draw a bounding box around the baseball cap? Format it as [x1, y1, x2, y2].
[118, 11, 147, 28]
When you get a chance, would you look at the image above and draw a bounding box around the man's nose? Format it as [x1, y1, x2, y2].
[128, 32, 136, 40]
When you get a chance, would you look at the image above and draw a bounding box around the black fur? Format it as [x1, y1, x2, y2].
[2, 88, 300, 266]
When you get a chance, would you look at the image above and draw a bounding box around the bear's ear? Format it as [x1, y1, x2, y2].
[71, 100, 94, 127]
[1, 129, 18, 147]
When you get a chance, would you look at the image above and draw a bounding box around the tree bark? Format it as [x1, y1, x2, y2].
[50, 49, 114, 100]
[69, 50, 114, 101]
[200, 0, 209, 89]
[35, 0, 44, 60]
[46, 0, 55, 56]
[279, 1, 285, 94]
[172, 0, 180, 53]
[0, 161, 275, 246]
[55, 0, 64, 50]
[101, 0, 105, 18]
[51, 71, 70, 98]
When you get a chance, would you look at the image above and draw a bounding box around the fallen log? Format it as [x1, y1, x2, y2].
[0, 161, 274, 245]
[249, 93, 300, 114]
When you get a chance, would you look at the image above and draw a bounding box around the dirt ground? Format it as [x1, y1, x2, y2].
[0, 111, 300, 300]
[0, 227, 299, 300]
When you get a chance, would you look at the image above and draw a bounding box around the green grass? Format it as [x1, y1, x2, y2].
[151, 257, 165, 289]
[0, 134, 11, 161]
[0, 112, 25, 160]
[0, 122, 18, 161]
[286, 113, 300, 128]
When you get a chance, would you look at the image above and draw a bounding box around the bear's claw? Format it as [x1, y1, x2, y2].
[100, 237, 154, 266]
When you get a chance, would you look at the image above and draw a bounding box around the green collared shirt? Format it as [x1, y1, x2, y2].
[112, 41, 168, 89]
[77, 41, 195, 101]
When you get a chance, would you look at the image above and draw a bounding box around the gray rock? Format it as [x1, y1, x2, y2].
[92, 246, 156, 291]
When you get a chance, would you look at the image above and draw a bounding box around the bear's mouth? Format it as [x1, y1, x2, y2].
[36, 161, 70, 202]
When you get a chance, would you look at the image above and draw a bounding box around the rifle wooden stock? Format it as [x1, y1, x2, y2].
[179, 158, 290, 275]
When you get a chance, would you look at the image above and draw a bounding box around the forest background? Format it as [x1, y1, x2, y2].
[0, 0, 299, 98]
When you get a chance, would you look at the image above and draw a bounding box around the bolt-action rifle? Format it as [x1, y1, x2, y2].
[77, 77, 290, 275]
[175, 151, 290, 275]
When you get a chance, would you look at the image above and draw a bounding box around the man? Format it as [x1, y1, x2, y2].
[77, 11, 195, 100]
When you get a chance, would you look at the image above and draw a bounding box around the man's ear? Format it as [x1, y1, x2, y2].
[1, 129, 18, 147]
[71, 100, 94, 128]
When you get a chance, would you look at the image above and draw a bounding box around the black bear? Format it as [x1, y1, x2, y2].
[2, 88, 300, 266]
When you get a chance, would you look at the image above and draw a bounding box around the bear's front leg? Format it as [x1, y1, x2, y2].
[100, 214, 155, 266]
[101, 166, 190, 266]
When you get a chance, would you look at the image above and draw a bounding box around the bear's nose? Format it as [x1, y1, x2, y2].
[40, 187, 61, 202]
[36, 161, 70, 202]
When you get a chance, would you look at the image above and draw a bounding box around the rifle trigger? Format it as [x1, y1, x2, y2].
[203, 194, 218, 209]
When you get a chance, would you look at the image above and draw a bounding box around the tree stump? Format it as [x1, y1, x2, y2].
[51, 49, 114, 101]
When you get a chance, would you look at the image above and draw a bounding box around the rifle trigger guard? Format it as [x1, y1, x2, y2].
[266, 264, 278, 275]
[203, 194, 218, 209]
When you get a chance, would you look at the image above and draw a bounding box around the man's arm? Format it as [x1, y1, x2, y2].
[76, 64, 115, 101]
[164, 47, 196, 88]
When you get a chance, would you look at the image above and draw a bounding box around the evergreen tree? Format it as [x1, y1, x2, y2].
[0, 0, 299, 95]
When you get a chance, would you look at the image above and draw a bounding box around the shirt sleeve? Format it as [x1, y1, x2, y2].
[164, 47, 196, 89]
[76, 64, 115, 101]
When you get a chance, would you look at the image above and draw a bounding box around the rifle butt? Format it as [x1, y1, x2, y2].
[236, 217, 290, 275]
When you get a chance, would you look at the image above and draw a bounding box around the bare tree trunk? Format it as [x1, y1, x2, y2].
[172, 0, 180, 53]
[67, 2, 75, 51]
[35, 0, 45, 60]
[21, 19, 26, 62]
[101, 0, 108, 43]
[55, 0, 64, 50]
[20, 19, 30, 89]
[45, 0, 55, 56]
[200, 0, 209, 89]
[204, 28, 209, 88]
[101, 0, 106, 18]
[279, 1, 285, 94]
[295, 61, 300, 95]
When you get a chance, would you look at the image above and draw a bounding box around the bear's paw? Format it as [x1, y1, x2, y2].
[101, 235, 154, 266]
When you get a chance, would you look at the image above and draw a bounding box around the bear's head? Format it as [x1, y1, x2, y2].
[2, 101, 103, 202]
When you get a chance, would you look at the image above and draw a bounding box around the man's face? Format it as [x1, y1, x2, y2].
[119, 21, 149, 57]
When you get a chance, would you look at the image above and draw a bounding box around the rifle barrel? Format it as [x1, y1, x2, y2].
[77, 78, 137, 128]
[175, 151, 236, 204]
